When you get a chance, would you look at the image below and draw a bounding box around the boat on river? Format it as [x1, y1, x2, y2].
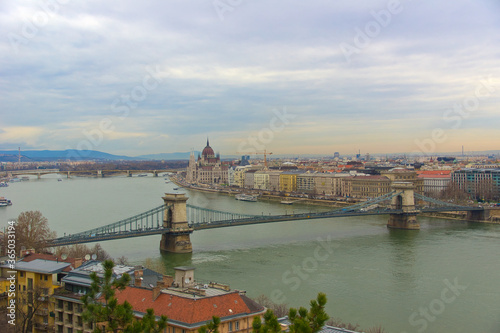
[235, 193, 258, 202]
[0, 197, 12, 207]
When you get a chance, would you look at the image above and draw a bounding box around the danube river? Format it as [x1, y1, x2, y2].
[1, 175, 500, 332]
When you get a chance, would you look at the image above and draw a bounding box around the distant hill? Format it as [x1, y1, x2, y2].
[0, 149, 200, 162]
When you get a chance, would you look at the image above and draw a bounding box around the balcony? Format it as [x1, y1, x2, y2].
[36, 308, 49, 316]
[34, 322, 50, 331]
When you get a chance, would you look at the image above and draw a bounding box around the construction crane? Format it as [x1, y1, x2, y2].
[249, 150, 273, 169]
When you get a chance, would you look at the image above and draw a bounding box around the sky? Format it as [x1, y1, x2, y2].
[1, 0, 499, 157]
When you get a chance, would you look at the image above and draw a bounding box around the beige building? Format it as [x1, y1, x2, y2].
[186, 139, 229, 185]
[254, 171, 270, 190]
[343, 175, 392, 198]
[232, 166, 252, 188]
[313, 173, 350, 196]
[267, 171, 283, 192]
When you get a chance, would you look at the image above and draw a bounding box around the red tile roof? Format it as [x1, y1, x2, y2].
[417, 174, 451, 179]
[416, 170, 452, 175]
[114, 287, 264, 326]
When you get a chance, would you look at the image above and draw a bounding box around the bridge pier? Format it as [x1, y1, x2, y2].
[160, 193, 193, 253]
[387, 182, 420, 230]
[467, 209, 490, 222]
[127, 170, 132, 177]
[97, 170, 103, 178]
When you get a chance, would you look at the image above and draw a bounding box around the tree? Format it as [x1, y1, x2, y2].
[198, 316, 221, 333]
[439, 181, 469, 203]
[288, 293, 329, 333]
[16, 285, 49, 333]
[252, 309, 281, 333]
[81, 259, 167, 333]
[54, 243, 111, 261]
[15, 211, 56, 254]
[253, 295, 288, 318]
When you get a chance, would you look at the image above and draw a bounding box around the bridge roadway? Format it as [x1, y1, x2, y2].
[48, 206, 481, 247]
[4, 169, 184, 178]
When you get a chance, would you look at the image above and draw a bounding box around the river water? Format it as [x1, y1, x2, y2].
[1, 175, 500, 332]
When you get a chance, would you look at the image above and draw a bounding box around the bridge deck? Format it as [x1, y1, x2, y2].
[48, 189, 484, 247]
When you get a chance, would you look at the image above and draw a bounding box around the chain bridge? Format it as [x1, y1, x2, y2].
[49, 182, 488, 252]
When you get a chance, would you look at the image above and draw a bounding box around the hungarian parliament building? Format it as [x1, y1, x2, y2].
[186, 139, 229, 184]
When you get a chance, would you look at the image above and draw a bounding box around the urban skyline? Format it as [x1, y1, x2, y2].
[1, 1, 499, 156]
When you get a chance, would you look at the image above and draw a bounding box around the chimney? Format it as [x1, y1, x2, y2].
[152, 286, 162, 301]
[163, 275, 174, 287]
[134, 269, 144, 278]
[74, 258, 83, 268]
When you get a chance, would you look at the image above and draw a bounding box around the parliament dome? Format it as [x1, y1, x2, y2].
[202, 139, 215, 157]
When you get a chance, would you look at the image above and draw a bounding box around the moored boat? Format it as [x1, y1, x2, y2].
[235, 193, 258, 202]
[0, 197, 12, 207]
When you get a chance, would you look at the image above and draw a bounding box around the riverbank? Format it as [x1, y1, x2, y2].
[171, 175, 500, 224]
[169, 175, 352, 208]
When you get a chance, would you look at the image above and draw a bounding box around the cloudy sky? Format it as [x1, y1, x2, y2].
[1, 0, 499, 157]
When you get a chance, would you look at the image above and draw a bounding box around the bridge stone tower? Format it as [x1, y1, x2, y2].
[387, 182, 420, 230]
[160, 193, 193, 253]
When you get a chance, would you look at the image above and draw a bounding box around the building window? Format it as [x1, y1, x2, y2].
[44, 275, 48, 281]
[235, 321, 239, 331]
[229, 322, 233, 332]
[20, 272, 24, 277]
[57, 300, 64, 309]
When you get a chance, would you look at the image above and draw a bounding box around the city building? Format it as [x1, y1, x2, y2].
[451, 168, 500, 200]
[254, 171, 270, 190]
[0, 258, 72, 333]
[186, 139, 229, 185]
[244, 170, 257, 189]
[52, 260, 164, 333]
[296, 173, 316, 194]
[313, 173, 350, 197]
[114, 266, 265, 333]
[343, 175, 391, 198]
[417, 170, 451, 196]
[279, 172, 301, 193]
[232, 166, 252, 188]
[267, 171, 283, 192]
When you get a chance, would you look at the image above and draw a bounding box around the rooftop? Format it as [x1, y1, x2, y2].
[5, 259, 71, 274]
[115, 286, 264, 327]
[277, 317, 360, 333]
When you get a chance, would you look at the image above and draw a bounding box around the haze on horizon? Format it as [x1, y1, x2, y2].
[1, 0, 499, 157]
